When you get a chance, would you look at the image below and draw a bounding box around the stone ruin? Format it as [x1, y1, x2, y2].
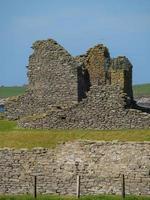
[5, 39, 150, 129]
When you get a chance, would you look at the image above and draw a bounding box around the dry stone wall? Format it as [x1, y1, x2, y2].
[84, 44, 110, 85]
[28, 40, 78, 106]
[0, 141, 149, 196]
[5, 39, 79, 119]
[110, 56, 133, 99]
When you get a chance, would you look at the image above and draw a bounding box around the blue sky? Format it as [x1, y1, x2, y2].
[0, 0, 150, 86]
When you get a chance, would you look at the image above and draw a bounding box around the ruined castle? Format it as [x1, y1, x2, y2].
[5, 39, 150, 129]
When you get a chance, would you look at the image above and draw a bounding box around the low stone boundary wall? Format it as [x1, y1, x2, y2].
[0, 141, 149, 196]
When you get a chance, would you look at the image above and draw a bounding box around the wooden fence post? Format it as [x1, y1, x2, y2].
[76, 175, 80, 198]
[34, 176, 37, 198]
[122, 174, 125, 199]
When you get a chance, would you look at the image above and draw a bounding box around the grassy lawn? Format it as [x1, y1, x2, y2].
[0, 86, 26, 98]
[0, 195, 149, 200]
[133, 83, 150, 97]
[0, 120, 149, 149]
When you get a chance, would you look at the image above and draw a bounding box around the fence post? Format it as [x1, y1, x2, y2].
[122, 174, 125, 199]
[76, 175, 80, 198]
[34, 176, 37, 198]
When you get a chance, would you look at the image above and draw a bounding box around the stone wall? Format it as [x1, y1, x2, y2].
[28, 40, 78, 106]
[19, 85, 150, 129]
[110, 56, 133, 99]
[0, 141, 149, 196]
[84, 44, 110, 85]
[5, 39, 79, 119]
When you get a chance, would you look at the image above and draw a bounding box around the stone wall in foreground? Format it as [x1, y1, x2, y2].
[0, 141, 149, 196]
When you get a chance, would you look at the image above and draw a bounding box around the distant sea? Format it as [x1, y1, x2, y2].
[0, 105, 5, 112]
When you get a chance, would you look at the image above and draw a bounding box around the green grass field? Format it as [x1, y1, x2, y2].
[0, 84, 150, 98]
[0, 120, 149, 149]
[0, 195, 149, 200]
[133, 83, 150, 97]
[0, 86, 26, 98]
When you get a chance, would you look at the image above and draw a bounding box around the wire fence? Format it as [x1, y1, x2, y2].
[32, 174, 126, 199]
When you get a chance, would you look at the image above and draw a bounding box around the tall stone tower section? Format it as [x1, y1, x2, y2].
[27, 39, 79, 108]
[110, 56, 133, 103]
[84, 44, 111, 86]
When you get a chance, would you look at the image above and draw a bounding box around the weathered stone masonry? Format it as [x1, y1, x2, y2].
[19, 85, 150, 129]
[5, 38, 150, 129]
[5, 40, 79, 119]
[0, 141, 150, 195]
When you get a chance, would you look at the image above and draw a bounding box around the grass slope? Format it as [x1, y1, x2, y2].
[0, 195, 150, 200]
[0, 120, 149, 149]
[0, 86, 26, 98]
[133, 83, 150, 97]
